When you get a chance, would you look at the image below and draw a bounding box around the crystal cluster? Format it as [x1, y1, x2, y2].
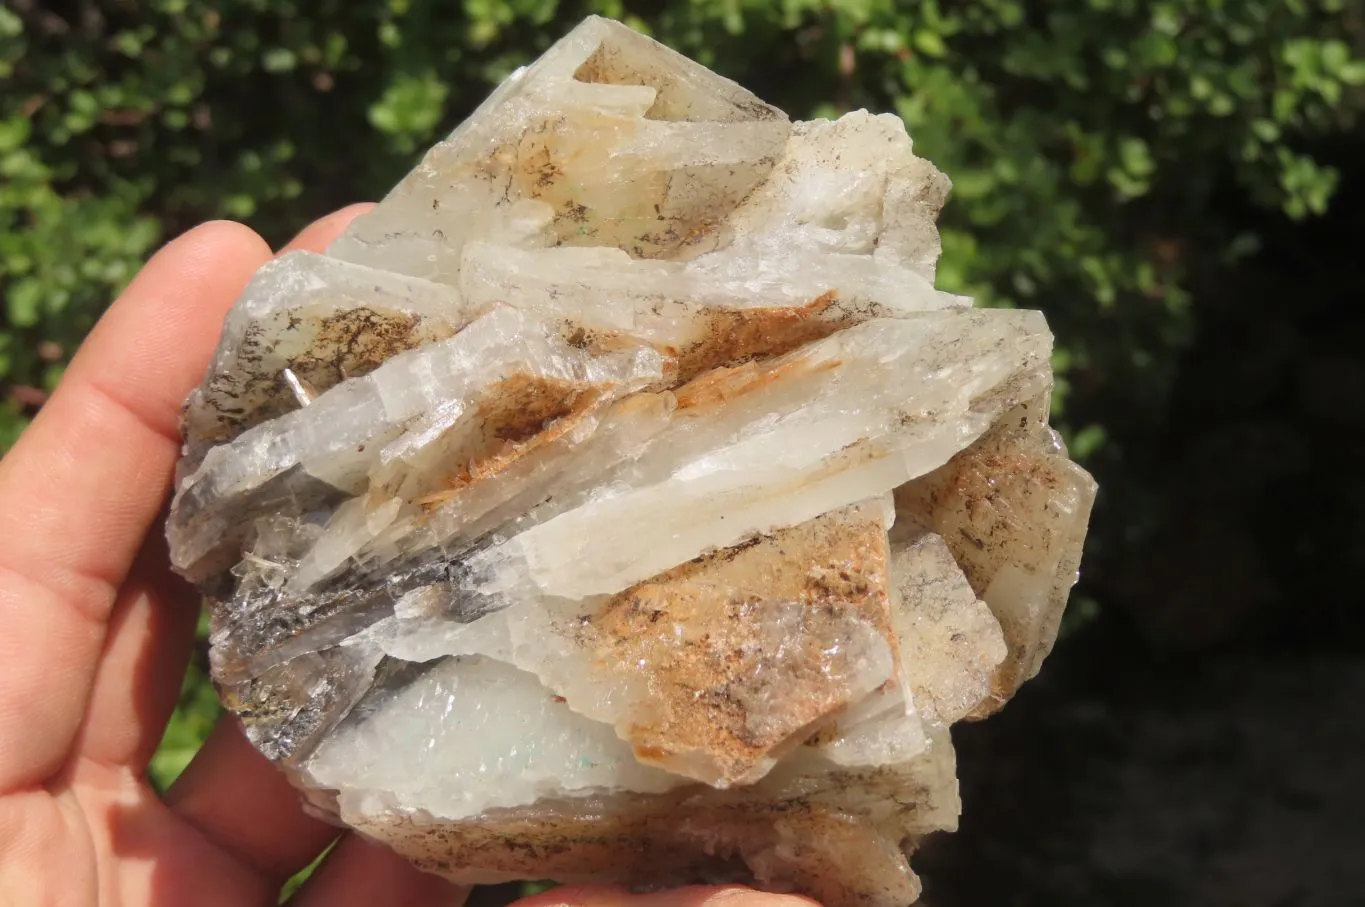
[167, 17, 1096, 907]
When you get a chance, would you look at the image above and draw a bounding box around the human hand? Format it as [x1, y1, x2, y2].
[0, 208, 813, 907]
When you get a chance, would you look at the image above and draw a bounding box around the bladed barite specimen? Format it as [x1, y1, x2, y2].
[167, 16, 1097, 907]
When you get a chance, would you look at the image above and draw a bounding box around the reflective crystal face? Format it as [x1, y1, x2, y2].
[167, 16, 1096, 907]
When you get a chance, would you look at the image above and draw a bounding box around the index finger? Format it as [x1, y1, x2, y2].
[0, 221, 274, 791]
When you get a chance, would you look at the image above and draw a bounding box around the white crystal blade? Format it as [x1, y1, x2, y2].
[474, 310, 1052, 602]
[888, 531, 1007, 726]
[328, 17, 789, 284]
[181, 251, 478, 472]
[306, 655, 683, 821]
[169, 305, 663, 580]
[895, 400, 1098, 710]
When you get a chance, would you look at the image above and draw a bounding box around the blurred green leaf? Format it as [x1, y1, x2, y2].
[368, 70, 450, 152]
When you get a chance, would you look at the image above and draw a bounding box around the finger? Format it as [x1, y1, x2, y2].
[512, 886, 819, 907]
[289, 833, 468, 907]
[0, 220, 271, 793]
[68, 533, 199, 773]
[164, 720, 340, 883]
[70, 202, 374, 773]
[279, 202, 376, 254]
[56, 762, 280, 907]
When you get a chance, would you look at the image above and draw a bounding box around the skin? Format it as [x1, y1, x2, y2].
[0, 209, 816, 907]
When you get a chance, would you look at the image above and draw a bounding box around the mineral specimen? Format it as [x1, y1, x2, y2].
[167, 15, 1097, 907]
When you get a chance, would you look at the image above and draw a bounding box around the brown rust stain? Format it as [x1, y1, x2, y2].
[673, 355, 842, 415]
[632, 743, 670, 762]
[672, 290, 845, 386]
[560, 324, 656, 360]
[894, 406, 1079, 714]
[554, 291, 848, 404]
[403, 299, 858, 515]
[573, 502, 896, 785]
[414, 374, 607, 512]
[477, 373, 588, 444]
[895, 417, 1058, 598]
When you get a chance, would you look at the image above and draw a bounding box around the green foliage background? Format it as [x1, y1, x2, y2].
[2, 0, 1363, 867]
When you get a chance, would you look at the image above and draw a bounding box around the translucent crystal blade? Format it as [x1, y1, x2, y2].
[306, 655, 685, 820]
[895, 399, 1098, 711]
[469, 310, 1052, 603]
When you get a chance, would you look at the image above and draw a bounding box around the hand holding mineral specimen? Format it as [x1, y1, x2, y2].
[167, 17, 1096, 907]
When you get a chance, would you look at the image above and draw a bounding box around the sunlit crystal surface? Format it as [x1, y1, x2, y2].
[167, 16, 1096, 907]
